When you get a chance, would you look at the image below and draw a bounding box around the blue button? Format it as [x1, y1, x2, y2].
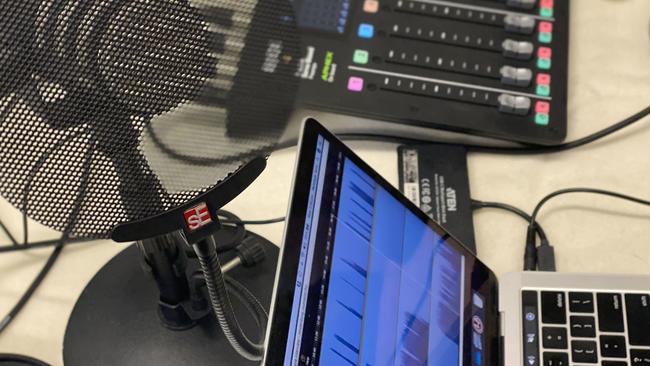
[358, 23, 375, 39]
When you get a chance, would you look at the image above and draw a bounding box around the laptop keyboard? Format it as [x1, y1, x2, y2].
[522, 290, 650, 366]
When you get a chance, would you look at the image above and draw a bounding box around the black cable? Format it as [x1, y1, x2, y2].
[337, 104, 650, 154]
[0, 237, 91, 253]
[0, 142, 94, 335]
[472, 104, 650, 154]
[471, 199, 550, 271]
[0, 241, 64, 334]
[0, 219, 18, 246]
[0, 354, 50, 366]
[22, 211, 28, 246]
[147, 105, 650, 166]
[214, 210, 247, 253]
[222, 216, 286, 226]
[525, 188, 650, 271]
[529, 188, 650, 227]
[145, 123, 280, 167]
[471, 199, 548, 241]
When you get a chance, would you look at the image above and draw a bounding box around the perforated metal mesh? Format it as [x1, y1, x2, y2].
[0, 0, 300, 238]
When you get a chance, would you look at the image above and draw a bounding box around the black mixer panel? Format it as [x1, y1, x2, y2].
[293, 0, 570, 144]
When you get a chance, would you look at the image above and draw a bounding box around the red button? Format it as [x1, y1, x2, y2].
[537, 73, 551, 85]
[541, 0, 554, 8]
[539, 21, 553, 34]
[535, 101, 550, 114]
[538, 47, 552, 59]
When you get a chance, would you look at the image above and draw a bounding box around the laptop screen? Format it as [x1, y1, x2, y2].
[265, 120, 498, 366]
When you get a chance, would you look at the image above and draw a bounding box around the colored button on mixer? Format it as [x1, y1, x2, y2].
[535, 101, 550, 114]
[537, 73, 551, 85]
[536, 84, 550, 97]
[353, 49, 369, 65]
[539, 22, 553, 33]
[358, 23, 375, 39]
[540, 7, 553, 18]
[535, 113, 550, 126]
[347, 77, 364, 92]
[363, 0, 379, 13]
[537, 58, 551, 70]
[539, 32, 552, 44]
[540, 0, 554, 8]
[539, 22, 553, 34]
[538, 47, 552, 59]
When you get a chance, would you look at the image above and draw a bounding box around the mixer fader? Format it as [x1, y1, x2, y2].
[293, 0, 569, 144]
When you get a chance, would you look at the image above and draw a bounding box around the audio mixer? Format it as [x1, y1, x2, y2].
[292, 0, 570, 144]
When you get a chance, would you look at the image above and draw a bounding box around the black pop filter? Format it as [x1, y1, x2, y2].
[1, 1, 301, 364]
[0, 0, 300, 239]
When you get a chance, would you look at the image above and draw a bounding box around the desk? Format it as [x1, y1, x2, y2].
[1, 1, 650, 364]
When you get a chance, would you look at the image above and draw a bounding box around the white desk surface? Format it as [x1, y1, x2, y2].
[1, 1, 650, 364]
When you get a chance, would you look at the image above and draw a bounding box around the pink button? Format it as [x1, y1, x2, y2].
[540, 0, 554, 8]
[538, 47, 552, 59]
[539, 21, 553, 34]
[535, 101, 550, 114]
[348, 77, 364, 92]
[537, 73, 551, 85]
[363, 0, 379, 13]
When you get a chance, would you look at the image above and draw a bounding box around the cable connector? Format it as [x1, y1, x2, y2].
[221, 237, 267, 274]
[536, 241, 556, 272]
[523, 226, 537, 271]
[236, 237, 267, 268]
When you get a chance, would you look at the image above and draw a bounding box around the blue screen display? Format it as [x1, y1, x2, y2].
[284, 136, 468, 366]
[292, 0, 351, 34]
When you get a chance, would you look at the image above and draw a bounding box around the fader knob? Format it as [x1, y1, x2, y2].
[506, 0, 537, 10]
[498, 94, 531, 115]
[502, 39, 534, 60]
[504, 14, 536, 34]
[500, 66, 533, 87]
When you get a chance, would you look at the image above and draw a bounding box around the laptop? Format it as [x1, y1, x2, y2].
[263, 118, 650, 366]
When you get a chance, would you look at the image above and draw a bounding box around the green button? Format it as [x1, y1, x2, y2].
[537, 58, 552, 70]
[535, 113, 550, 126]
[540, 7, 553, 18]
[536, 84, 551, 97]
[539, 32, 552, 44]
[353, 49, 369, 64]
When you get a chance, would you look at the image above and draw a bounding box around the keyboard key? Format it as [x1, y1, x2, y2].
[570, 316, 596, 338]
[603, 362, 629, 366]
[631, 349, 650, 366]
[543, 352, 569, 366]
[597, 293, 625, 332]
[626, 294, 650, 346]
[569, 292, 594, 313]
[542, 327, 568, 349]
[571, 340, 598, 363]
[523, 291, 540, 366]
[601, 335, 627, 358]
[542, 291, 566, 324]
